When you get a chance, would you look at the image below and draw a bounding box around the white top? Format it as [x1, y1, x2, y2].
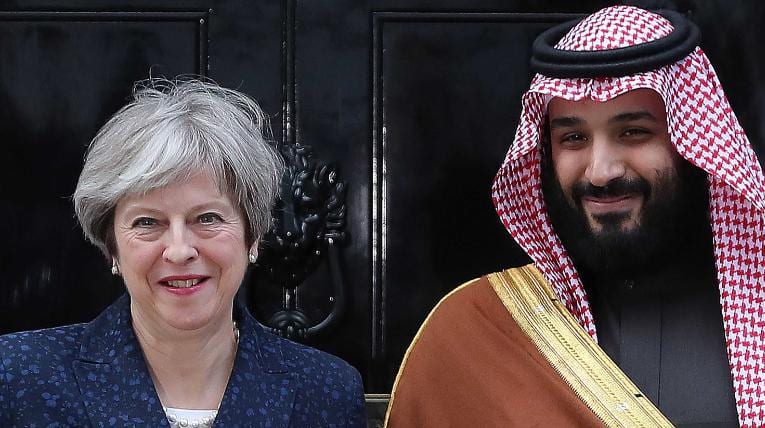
[164, 407, 218, 428]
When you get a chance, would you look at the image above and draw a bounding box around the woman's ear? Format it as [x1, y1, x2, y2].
[248, 244, 258, 263]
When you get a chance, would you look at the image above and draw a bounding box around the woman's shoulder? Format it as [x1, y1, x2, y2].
[269, 332, 361, 381]
[236, 303, 361, 383]
[0, 324, 88, 407]
[234, 304, 366, 425]
[264, 333, 366, 425]
[0, 323, 110, 427]
[0, 323, 87, 362]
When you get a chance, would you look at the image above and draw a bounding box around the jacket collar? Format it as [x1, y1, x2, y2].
[73, 294, 295, 427]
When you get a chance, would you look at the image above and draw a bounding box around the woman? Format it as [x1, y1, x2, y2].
[0, 79, 366, 427]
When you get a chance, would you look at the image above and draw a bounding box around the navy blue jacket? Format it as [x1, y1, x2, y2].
[0, 294, 366, 427]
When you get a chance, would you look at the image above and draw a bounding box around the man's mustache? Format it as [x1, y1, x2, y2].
[571, 177, 651, 201]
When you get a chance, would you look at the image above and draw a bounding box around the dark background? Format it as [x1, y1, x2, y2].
[1, 0, 763, 402]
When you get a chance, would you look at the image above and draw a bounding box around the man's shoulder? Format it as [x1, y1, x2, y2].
[398, 264, 541, 364]
[385, 264, 546, 426]
[425, 264, 539, 321]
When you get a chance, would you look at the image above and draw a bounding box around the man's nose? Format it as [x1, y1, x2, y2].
[162, 223, 198, 264]
[584, 139, 626, 187]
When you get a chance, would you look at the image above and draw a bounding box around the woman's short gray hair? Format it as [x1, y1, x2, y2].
[73, 78, 284, 258]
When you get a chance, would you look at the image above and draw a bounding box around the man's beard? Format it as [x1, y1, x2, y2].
[541, 155, 711, 278]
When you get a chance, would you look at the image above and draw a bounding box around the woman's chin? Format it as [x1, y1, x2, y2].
[150, 296, 229, 334]
[159, 309, 220, 333]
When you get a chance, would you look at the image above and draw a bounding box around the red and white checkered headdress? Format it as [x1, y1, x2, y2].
[492, 6, 765, 425]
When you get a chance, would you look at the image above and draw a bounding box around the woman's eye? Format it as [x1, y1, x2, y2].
[132, 217, 157, 228]
[198, 213, 223, 225]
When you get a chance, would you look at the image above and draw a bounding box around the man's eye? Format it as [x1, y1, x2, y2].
[622, 128, 650, 138]
[132, 217, 157, 228]
[198, 213, 223, 225]
[559, 133, 587, 146]
[563, 133, 585, 141]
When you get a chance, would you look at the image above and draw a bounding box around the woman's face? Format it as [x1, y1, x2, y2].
[113, 171, 251, 332]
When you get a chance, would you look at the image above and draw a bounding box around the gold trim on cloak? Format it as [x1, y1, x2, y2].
[488, 265, 674, 428]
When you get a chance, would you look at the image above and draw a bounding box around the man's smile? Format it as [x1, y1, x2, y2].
[581, 194, 642, 216]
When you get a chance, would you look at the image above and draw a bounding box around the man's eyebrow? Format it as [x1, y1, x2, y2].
[609, 111, 657, 123]
[549, 116, 584, 129]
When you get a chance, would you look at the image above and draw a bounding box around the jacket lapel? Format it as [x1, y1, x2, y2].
[72, 295, 295, 427]
[213, 301, 295, 427]
[72, 294, 169, 427]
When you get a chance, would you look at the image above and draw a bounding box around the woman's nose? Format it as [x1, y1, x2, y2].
[162, 224, 198, 264]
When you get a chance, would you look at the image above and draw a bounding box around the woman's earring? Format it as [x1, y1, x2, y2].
[111, 258, 120, 276]
[248, 252, 257, 263]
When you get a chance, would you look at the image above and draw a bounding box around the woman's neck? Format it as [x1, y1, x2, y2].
[130, 306, 238, 410]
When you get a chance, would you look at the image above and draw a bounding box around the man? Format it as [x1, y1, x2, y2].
[385, 6, 764, 427]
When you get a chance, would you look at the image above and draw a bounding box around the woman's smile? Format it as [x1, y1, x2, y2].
[158, 275, 211, 295]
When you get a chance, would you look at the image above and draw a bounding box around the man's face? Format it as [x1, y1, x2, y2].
[547, 89, 678, 235]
